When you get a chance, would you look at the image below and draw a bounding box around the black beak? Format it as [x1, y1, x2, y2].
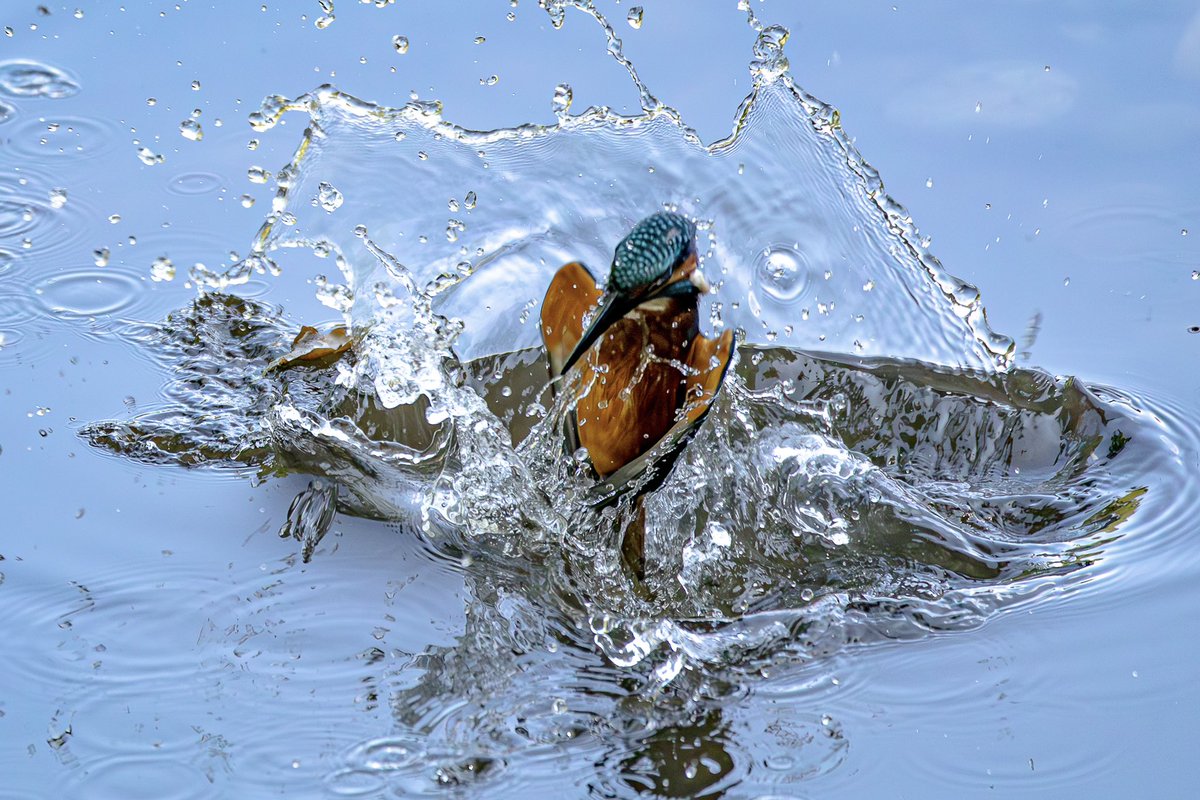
[558, 289, 637, 377]
[558, 265, 708, 377]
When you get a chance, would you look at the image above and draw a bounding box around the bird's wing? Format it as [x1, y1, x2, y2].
[584, 329, 737, 509]
[681, 329, 735, 424]
[540, 261, 601, 378]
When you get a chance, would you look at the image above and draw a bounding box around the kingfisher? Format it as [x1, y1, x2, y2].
[541, 212, 735, 577]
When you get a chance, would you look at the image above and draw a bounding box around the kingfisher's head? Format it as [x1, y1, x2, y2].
[609, 212, 703, 296]
[561, 212, 710, 375]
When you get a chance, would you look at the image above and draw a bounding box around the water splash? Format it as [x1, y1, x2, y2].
[84, 0, 1180, 719]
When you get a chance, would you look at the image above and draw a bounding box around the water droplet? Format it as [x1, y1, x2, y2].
[92, 248, 109, 266]
[150, 256, 175, 282]
[1191, 270, 1199, 281]
[73, 8, 83, 18]
[627, 6, 643, 28]
[974, 100, 982, 113]
[136, 145, 165, 166]
[552, 83, 573, 116]
[464, 191, 477, 209]
[354, 224, 368, 238]
[316, 181, 343, 212]
[48, 188, 67, 209]
[179, 118, 203, 141]
[473, 36, 486, 45]
[146, 97, 156, 106]
[247, 165, 270, 184]
[190, 79, 201, 91]
[247, 138, 259, 150]
[392, 35, 409, 54]
[480, 74, 499, 86]
[107, 213, 120, 224]
[240, 194, 255, 208]
[1063, 276, 1070, 287]
[1182, 229, 1189, 237]
[925, 177, 933, 188]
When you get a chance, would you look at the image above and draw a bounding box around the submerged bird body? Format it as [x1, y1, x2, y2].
[540, 213, 734, 572]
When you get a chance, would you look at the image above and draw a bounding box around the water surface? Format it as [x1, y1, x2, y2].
[2, 2, 1199, 798]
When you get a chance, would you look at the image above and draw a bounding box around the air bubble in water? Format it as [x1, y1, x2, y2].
[316, 181, 343, 212]
[392, 35, 409, 54]
[755, 245, 809, 302]
[150, 256, 175, 282]
[179, 119, 203, 141]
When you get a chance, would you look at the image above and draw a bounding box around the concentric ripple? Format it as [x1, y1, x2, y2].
[34, 268, 146, 318]
[166, 171, 225, 196]
[5, 114, 123, 162]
